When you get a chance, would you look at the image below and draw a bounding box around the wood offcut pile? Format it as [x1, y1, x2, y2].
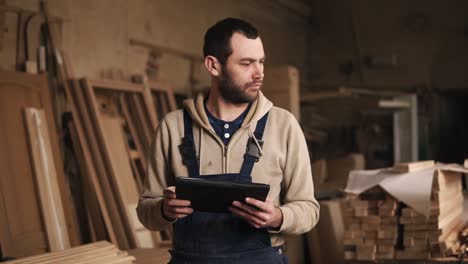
[344, 161, 466, 261]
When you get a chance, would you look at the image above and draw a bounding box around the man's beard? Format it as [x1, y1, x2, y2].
[218, 69, 260, 104]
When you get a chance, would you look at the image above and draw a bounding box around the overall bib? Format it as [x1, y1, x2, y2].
[169, 110, 288, 264]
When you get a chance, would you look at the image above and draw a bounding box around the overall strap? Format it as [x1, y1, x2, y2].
[239, 112, 269, 179]
[178, 109, 199, 177]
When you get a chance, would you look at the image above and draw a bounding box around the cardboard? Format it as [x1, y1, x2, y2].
[345, 163, 468, 216]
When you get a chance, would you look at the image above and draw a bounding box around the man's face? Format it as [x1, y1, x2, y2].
[218, 32, 265, 104]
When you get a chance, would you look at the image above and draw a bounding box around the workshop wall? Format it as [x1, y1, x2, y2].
[0, 0, 310, 95]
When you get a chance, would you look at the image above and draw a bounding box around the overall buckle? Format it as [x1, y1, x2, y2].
[179, 137, 196, 165]
[245, 137, 263, 162]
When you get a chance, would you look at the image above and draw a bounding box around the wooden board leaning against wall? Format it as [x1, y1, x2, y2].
[67, 78, 177, 249]
[0, 71, 80, 257]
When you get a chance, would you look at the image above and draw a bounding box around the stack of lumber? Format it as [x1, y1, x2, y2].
[3, 241, 135, 264]
[344, 162, 465, 261]
[396, 169, 464, 259]
[343, 187, 398, 261]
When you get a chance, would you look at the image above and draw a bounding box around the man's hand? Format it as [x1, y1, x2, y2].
[162, 186, 193, 221]
[229, 198, 283, 229]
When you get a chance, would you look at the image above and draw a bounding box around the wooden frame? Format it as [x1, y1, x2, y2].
[70, 79, 130, 248]
[80, 78, 179, 248]
[78, 79, 164, 248]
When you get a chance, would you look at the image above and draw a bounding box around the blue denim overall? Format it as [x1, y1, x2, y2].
[169, 110, 288, 264]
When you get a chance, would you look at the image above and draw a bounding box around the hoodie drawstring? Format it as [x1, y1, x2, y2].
[248, 125, 264, 157]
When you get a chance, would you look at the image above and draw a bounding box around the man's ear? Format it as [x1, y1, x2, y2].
[204, 56, 221, 76]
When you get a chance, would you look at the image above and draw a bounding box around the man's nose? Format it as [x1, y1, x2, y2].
[253, 63, 264, 80]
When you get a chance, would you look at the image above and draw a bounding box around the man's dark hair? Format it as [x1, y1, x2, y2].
[203, 18, 259, 65]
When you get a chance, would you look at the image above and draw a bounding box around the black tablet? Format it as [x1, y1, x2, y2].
[175, 177, 270, 213]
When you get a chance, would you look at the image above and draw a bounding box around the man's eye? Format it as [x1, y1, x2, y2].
[241, 63, 251, 66]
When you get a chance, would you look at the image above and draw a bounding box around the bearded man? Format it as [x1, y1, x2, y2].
[137, 17, 320, 264]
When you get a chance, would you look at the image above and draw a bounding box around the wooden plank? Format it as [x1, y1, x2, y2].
[128, 248, 171, 264]
[39, 1, 82, 247]
[80, 79, 136, 248]
[139, 78, 158, 131]
[100, 116, 154, 248]
[2, 241, 114, 264]
[392, 160, 435, 173]
[148, 81, 177, 120]
[68, 121, 107, 242]
[70, 80, 128, 248]
[88, 79, 144, 93]
[4, 242, 135, 264]
[13, 247, 117, 264]
[24, 108, 71, 251]
[118, 95, 146, 191]
[129, 94, 152, 147]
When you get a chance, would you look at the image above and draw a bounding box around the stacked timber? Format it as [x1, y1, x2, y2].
[344, 162, 465, 261]
[343, 187, 399, 261]
[396, 169, 464, 259]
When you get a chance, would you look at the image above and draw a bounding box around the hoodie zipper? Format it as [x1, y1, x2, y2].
[224, 145, 228, 173]
[203, 127, 246, 174]
[203, 128, 227, 174]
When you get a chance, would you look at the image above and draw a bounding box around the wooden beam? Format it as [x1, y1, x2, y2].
[129, 38, 203, 62]
[24, 108, 71, 251]
[88, 79, 144, 93]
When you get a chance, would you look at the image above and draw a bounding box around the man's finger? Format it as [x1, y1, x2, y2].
[168, 206, 193, 215]
[167, 199, 191, 207]
[232, 201, 259, 215]
[232, 201, 272, 222]
[164, 188, 176, 199]
[245, 197, 270, 212]
[229, 206, 266, 227]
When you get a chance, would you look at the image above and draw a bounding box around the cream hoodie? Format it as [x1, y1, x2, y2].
[137, 91, 319, 246]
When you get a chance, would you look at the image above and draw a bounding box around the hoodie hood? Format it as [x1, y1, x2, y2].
[182, 91, 274, 131]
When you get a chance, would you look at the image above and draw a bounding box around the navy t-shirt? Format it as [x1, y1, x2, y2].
[204, 103, 252, 145]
